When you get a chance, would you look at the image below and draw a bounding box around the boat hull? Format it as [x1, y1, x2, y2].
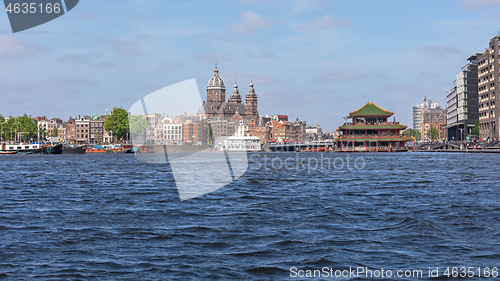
[62, 146, 86, 154]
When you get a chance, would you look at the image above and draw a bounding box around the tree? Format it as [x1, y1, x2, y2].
[427, 126, 439, 141]
[104, 107, 129, 142]
[0, 115, 4, 141]
[404, 128, 421, 140]
[473, 119, 479, 137]
[17, 114, 38, 140]
[51, 126, 59, 137]
[0, 114, 37, 142]
[128, 114, 148, 135]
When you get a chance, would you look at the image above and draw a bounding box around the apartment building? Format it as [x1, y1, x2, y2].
[446, 54, 479, 140]
[477, 34, 500, 140]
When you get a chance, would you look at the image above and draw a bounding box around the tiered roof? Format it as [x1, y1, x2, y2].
[348, 102, 393, 117]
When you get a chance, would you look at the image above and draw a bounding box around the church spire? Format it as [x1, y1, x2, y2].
[229, 79, 242, 104]
[245, 78, 258, 119]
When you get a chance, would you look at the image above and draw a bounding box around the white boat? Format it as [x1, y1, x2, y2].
[0, 142, 43, 154]
[217, 136, 261, 152]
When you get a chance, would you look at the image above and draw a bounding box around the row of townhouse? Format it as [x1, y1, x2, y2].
[141, 112, 311, 145]
[35, 115, 112, 143]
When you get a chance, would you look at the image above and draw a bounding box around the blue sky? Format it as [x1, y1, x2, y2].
[1, 0, 500, 131]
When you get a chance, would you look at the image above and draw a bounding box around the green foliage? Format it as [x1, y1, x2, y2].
[128, 114, 148, 135]
[51, 126, 59, 137]
[473, 119, 479, 137]
[427, 126, 439, 140]
[404, 128, 421, 140]
[104, 107, 129, 141]
[0, 114, 38, 141]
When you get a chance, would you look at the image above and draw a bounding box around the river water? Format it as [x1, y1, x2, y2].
[1, 152, 500, 280]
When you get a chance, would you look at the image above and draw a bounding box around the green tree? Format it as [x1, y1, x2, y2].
[404, 128, 421, 140]
[17, 114, 38, 140]
[51, 126, 59, 137]
[128, 114, 148, 135]
[104, 107, 129, 142]
[427, 126, 439, 141]
[473, 119, 479, 137]
[1, 114, 37, 142]
[0, 115, 5, 141]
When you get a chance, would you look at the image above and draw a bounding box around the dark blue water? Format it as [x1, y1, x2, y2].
[1, 153, 500, 280]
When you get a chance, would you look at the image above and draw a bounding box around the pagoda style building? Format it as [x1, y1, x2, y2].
[336, 102, 411, 152]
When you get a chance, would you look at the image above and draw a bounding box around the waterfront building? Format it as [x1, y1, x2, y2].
[268, 119, 291, 142]
[248, 126, 271, 144]
[163, 117, 183, 144]
[336, 102, 411, 152]
[89, 115, 106, 144]
[446, 54, 479, 140]
[422, 108, 447, 141]
[232, 113, 250, 137]
[477, 34, 500, 140]
[56, 124, 66, 141]
[35, 116, 49, 140]
[64, 117, 76, 142]
[75, 115, 90, 143]
[183, 116, 206, 144]
[412, 97, 441, 137]
[290, 118, 307, 142]
[209, 117, 236, 139]
[146, 113, 163, 144]
[306, 125, 323, 141]
[47, 118, 63, 137]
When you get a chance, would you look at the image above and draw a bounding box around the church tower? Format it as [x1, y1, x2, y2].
[207, 64, 226, 111]
[229, 79, 243, 104]
[245, 79, 258, 119]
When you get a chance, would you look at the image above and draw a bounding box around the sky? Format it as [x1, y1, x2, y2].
[1, 0, 500, 132]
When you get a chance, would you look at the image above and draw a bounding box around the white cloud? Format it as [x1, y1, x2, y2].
[0, 36, 43, 58]
[228, 11, 275, 34]
[289, 0, 327, 16]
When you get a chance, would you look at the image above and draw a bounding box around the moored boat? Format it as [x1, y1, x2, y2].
[85, 144, 131, 154]
[62, 145, 86, 154]
[1, 142, 63, 154]
[42, 143, 63, 154]
[1, 143, 43, 154]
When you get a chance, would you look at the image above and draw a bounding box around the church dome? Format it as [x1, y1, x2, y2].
[207, 64, 225, 89]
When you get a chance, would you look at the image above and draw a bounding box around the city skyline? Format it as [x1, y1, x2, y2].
[2, 0, 500, 131]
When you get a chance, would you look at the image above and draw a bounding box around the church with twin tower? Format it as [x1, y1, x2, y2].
[201, 64, 259, 121]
